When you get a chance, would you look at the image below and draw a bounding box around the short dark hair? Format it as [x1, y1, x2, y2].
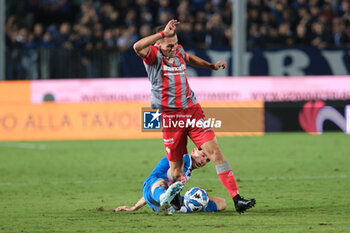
[154, 25, 165, 34]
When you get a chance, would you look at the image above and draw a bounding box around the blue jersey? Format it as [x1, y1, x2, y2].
[144, 154, 193, 186]
[142, 154, 193, 212]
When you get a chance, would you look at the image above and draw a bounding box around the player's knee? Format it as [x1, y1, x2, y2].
[157, 179, 168, 187]
[151, 179, 168, 194]
[201, 140, 226, 164]
[208, 148, 226, 164]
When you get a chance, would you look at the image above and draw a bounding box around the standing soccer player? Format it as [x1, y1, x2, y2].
[133, 19, 255, 213]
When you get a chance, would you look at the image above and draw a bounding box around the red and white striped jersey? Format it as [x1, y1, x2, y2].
[142, 44, 198, 112]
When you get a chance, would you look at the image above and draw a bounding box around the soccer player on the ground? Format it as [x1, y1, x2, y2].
[114, 148, 226, 214]
[133, 19, 255, 213]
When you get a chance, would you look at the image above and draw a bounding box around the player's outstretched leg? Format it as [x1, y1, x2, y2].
[160, 181, 184, 207]
[233, 194, 256, 214]
[201, 139, 256, 214]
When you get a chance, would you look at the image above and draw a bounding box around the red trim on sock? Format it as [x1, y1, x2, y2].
[167, 169, 185, 185]
[218, 170, 239, 198]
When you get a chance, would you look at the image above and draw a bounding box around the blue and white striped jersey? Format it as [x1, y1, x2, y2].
[144, 154, 193, 185]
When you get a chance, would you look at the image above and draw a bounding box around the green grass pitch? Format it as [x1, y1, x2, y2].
[0, 133, 349, 233]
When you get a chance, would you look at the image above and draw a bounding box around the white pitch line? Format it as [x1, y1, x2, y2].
[0, 175, 348, 187]
[0, 142, 47, 150]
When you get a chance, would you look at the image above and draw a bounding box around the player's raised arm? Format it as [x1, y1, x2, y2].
[114, 197, 147, 212]
[133, 19, 180, 58]
[185, 53, 227, 71]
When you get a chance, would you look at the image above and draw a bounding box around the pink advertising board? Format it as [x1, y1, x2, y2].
[31, 76, 350, 103]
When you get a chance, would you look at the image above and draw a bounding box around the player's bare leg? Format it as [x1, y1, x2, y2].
[151, 180, 169, 194]
[167, 159, 184, 183]
[167, 159, 185, 210]
[200, 138, 256, 213]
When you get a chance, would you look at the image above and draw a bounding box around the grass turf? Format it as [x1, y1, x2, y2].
[0, 133, 349, 233]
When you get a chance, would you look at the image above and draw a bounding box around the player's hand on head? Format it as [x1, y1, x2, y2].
[164, 19, 180, 37]
[214, 60, 227, 70]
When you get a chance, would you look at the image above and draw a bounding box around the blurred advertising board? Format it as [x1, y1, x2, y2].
[1, 77, 349, 140]
[0, 81, 31, 104]
[30, 77, 350, 104]
[0, 102, 263, 141]
[265, 100, 350, 134]
[0, 102, 157, 141]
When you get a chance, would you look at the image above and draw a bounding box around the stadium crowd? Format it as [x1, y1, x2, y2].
[5, 0, 350, 51]
[4, 0, 350, 79]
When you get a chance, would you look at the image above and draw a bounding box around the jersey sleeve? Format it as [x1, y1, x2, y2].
[142, 45, 158, 65]
[183, 154, 192, 182]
